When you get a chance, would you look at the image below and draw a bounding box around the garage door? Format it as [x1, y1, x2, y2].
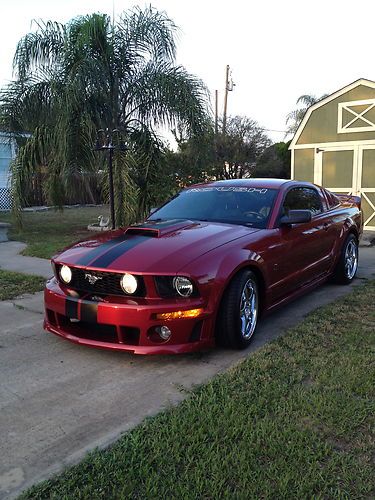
[358, 146, 375, 230]
[314, 147, 356, 195]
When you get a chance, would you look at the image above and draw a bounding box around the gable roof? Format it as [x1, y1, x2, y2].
[289, 78, 375, 148]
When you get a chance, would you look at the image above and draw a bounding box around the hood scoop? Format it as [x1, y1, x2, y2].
[126, 219, 198, 238]
[125, 226, 160, 237]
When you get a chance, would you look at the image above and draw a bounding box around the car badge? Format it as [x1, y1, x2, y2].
[85, 273, 103, 285]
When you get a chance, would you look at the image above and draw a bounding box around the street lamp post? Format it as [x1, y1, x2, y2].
[95, 129, 127, 230]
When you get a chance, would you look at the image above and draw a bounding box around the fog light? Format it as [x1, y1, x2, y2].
[173, 276, 193, 297]
[157, 325, 171, 340]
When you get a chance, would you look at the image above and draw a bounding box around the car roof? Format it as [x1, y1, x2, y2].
[188, 178, 297, 189]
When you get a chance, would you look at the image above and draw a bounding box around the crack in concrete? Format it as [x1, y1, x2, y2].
[12, 303, 44, 316]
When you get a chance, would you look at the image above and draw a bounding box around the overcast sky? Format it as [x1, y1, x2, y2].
[1, 0, 374, 143]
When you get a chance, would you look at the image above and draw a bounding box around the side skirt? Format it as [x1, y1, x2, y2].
[264, 272, 333, 315]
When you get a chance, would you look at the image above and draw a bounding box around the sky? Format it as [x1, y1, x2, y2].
[1, 0, 374, 144]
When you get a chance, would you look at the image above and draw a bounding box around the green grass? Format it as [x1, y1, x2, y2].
[0, 206, 108, 259]
[0, 269, 45, 300]
[20, 280, 375, 499]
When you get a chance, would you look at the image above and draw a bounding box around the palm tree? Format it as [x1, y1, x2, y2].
[285, 94, 327, 137]
[1, 7, 209, 225]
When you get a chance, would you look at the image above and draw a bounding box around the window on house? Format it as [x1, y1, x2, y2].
[0, 142, 12, 187]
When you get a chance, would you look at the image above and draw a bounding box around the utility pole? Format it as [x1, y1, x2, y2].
[222, 64, 235, 134]
[222, 64, 230, 134]
[214, 89, 218, 135]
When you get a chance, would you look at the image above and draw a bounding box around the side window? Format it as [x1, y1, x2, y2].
[283, 187, 322, 215]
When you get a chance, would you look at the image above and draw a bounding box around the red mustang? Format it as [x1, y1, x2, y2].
[44, 179, 362, 354]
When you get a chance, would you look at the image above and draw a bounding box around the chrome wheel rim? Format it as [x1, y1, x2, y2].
[239, 278, 258, 339]
[344, 240, 358, 280]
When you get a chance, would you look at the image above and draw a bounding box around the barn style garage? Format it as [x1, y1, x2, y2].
[290, 78, 375, 231]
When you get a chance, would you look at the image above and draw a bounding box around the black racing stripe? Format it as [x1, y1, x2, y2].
[80, 300, 98, 323]
[76, 220, 182, 268]
[88, 234, 149, 269]
[65, 297, 79, 320]
[76, 234, 127, 266]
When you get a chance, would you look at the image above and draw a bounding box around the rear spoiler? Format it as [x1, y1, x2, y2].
[335, 193, 361, 210]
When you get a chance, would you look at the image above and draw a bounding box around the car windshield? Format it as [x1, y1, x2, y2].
[149, 186, 277, 228]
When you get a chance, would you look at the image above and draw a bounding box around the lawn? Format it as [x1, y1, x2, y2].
[20, 280, 375, 499]
[0, 269, 45, 300]
[0, 206, 109, 259]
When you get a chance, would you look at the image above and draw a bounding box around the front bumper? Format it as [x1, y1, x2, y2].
[44, 278, 215, 354]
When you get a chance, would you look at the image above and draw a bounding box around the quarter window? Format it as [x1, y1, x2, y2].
[325, 189, 340, 209]
[283, 187, 322, 215]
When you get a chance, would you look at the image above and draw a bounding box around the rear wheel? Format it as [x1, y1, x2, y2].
[216, 269, 259, 349]
[333, 234, 359, 284]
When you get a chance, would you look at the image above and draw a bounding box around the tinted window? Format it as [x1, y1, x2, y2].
[149, 187, 277, 228]
[283, 187, 322, 215]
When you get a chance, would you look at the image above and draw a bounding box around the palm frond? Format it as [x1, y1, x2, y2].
[2, 6, 209, 225]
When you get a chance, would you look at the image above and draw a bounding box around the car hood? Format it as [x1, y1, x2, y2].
[55, 219, 259, 274]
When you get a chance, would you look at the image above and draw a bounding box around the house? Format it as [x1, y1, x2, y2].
[0, 132, 16, 211]
[289, 78, 375, 231]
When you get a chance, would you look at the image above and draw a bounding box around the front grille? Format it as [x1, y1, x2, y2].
[154, 276, 177, 298]
[55, 314, 140, 345]
[57, 314, 119, 343]
[57, 266, 146, 297]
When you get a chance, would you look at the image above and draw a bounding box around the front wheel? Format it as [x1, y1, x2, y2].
[333, 234, 359, 284]
[216, 270, 259, 349]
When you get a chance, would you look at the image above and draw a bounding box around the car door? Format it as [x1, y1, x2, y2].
[270, 186, 333, 302]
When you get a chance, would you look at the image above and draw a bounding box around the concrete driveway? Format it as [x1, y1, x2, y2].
[1, 247, 374, 499]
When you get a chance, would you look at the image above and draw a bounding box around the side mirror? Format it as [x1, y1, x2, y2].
[280, 209, 312, 226]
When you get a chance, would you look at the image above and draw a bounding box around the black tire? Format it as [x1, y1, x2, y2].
[216, 269, 259, 349]
[332, 233, 359, 285]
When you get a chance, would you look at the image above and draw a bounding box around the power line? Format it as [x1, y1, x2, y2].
[260, 128, 288, 133]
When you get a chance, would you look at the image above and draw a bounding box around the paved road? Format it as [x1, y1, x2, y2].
[0, 247, 374, 499]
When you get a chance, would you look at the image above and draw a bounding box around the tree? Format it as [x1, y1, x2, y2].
[217, 116, 271, 179]
[285, 94, 327, 136]
[168, 115, 271, 185]
[254, 141, 291, 179]
[1, 7, 209, 225]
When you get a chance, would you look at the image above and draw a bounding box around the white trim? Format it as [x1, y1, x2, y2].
[290, 148, 294, 180]
[314, 148, 322, 184]
[289, 79, 375, 148]
[338, 99, 375, 133]
[362, 192, 375, 226]
[359, 145, 375, 228]
[292, 139, 375, 149]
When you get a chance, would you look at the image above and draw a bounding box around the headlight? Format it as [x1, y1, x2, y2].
[173, 276, 193, 297]
[120, 273, 138, 294]
[59, 265, 72, 284]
